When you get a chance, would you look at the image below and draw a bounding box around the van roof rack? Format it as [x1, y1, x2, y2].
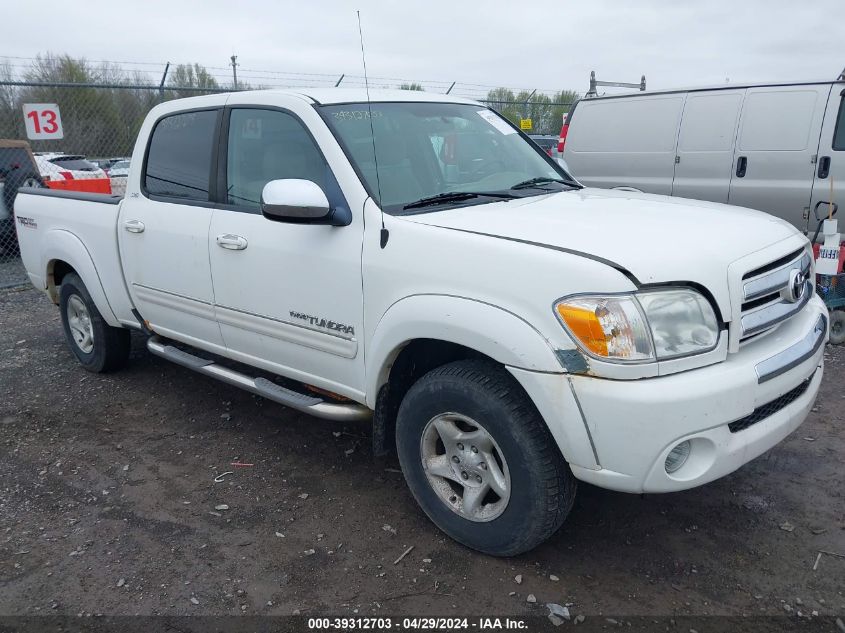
[586, 71, 646, 98]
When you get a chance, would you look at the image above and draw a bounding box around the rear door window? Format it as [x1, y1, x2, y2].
[144, 110, 218, 201]
[50, 156, 98, 172]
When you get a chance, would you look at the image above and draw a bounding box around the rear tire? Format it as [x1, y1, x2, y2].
[396, 360, 576, 556]
[59, 273, 131, 372]
[829, 310, 845, 346]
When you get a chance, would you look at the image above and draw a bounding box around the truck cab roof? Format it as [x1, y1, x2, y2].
[152, 88, 482, 111]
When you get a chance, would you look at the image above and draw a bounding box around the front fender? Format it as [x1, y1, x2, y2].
[366, 294, 599, 469]
[41, 229, 120, 326]
[366, 294, 562, 406]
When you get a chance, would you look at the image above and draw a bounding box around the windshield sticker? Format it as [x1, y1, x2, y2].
[477, 110, 516, 135]
[332, 110, 383, 121]
[240, 117, 263, 140]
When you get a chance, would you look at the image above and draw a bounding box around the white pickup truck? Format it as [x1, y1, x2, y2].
[15, 89, 828, 555]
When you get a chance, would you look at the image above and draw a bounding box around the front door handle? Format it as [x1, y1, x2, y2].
[736, 156, 748, 178]
[818, 156, 831, 179]
[216, 234, 248, 250]
[124, 219, 145, 233]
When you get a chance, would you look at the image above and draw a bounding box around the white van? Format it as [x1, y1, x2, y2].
[562, 78, 845, 234]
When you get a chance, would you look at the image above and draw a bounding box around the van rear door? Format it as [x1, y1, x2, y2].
[808, 85, 844, 235]
[728, 84, 830, 231]
[672, 90, 744, 203]
[564, 95, 684, 194]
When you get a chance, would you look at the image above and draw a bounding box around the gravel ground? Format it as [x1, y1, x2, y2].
[0, 256, 26, 289]
[0, 286, 843, 621]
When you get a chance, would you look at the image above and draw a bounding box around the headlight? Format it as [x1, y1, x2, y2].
[554, 296, 654, 361]
[554, 289, 718, 363]
[637, 289, 718, 359]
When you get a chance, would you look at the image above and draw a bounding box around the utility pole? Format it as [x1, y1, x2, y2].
[230, 55, 239, 90]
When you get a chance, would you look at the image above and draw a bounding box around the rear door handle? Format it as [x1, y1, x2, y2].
[124, 219, 145, 233]
[736, 156, 748, 178]
[818, 156, 831, 179]
[216, 234, 248, 250]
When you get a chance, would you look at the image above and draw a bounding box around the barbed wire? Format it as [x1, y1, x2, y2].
[0, 55, 572, 99]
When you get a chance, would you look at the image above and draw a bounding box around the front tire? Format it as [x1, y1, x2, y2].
[396, 360, 576, 556]
[830, 309, 845, 346]
[59, 273, 130, 372]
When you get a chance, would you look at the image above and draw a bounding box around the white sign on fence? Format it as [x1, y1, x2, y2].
[22, 103, 64, 140]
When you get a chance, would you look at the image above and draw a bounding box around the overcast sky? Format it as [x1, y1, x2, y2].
[6, 0, 845, 98]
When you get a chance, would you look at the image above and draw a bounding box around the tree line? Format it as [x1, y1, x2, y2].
[0, 55, 237, 157]
[483, 87, 578, 135]
[0, 54, 578, 158]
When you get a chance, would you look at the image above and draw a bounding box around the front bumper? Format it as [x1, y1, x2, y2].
[511, 295, 828, 494]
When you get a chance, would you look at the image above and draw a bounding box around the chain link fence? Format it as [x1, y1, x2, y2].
[0, 81, 229, 287]
[0, 80, 571, 288]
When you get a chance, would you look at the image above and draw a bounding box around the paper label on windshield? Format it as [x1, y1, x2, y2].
[477, 109, 516, 135]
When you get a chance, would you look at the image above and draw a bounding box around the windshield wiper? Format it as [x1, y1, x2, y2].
[510, 176, 578, 190]
[402, 191, 517, 211]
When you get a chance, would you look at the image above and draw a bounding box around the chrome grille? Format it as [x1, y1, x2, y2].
[739, 249, 812, 341]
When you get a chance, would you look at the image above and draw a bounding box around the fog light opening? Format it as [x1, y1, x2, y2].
[665, 440, 691, 474]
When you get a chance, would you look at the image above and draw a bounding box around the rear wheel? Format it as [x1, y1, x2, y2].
[396, 360, 576, 556]
[59, 273, 130, 372]
[829, 309, 845, 346]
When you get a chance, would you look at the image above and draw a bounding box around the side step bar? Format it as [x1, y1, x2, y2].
[146, 336, 372, 422]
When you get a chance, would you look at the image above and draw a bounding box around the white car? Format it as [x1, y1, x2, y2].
[107, 160, 131, 177]
[33, 153, 108, 183]
[14, 89, 827, 555]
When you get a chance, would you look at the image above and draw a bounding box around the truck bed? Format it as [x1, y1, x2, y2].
[15, 187, 136, 327]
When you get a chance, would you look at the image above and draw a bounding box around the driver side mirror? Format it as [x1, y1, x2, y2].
[261, 179, 333, 224]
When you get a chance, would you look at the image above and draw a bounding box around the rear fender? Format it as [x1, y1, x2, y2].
[42, 229, 120, 326]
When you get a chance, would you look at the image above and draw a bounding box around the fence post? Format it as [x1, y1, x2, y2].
[158, 62, 170, 98]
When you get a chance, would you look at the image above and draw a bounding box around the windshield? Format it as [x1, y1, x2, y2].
[50, 156, 98, 172]
[320, 102, 578, 214]
[529, 136, 556, 151]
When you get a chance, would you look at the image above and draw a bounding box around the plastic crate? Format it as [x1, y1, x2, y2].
[816, 273, 845, 309]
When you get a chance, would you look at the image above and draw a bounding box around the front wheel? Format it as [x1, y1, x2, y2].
[59, 273, 131, 372]
[829, 309, 845, 346]
[396, 360, 576, 556]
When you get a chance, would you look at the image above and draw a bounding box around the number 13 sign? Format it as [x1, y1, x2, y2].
[23, 103, 64, 140]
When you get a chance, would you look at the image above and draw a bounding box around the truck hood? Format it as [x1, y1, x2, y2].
[403, 187, 801, 315]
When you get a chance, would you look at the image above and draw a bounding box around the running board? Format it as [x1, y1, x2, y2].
[146, 336, 371, 422]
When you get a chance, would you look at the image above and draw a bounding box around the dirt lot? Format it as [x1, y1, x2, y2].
[0, 257, 26, 290]
[0, 286, 843, 621]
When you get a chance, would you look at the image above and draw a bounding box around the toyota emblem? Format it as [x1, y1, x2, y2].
[786, 269, 806, 303]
